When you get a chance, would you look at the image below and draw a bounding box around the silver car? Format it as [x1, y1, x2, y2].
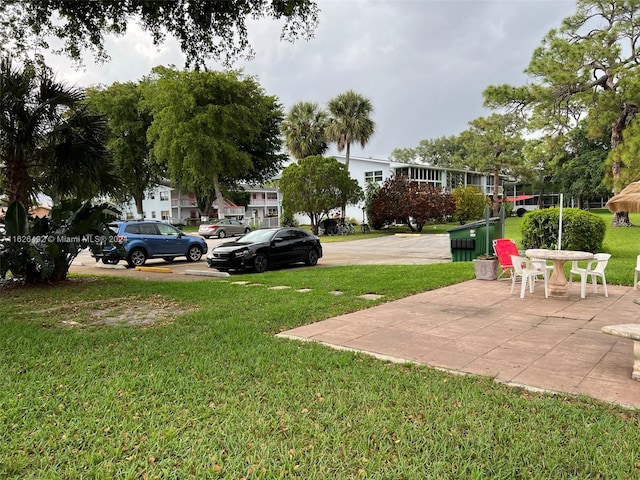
[198, 219, 251, 239]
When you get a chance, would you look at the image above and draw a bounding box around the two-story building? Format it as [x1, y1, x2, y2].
[337, 155, 501, 222]
[118, 155, 501, 226]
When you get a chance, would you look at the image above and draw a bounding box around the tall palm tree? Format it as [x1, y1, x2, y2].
[281, 101, 329, 160]
[325, 90, 375, 172]
[0, 56, 115, 207]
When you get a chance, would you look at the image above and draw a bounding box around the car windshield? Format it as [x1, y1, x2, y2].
[237, 229, 277, 243]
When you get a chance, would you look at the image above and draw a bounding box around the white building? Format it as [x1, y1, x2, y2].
[118, 184, 282, 227]
[118, 155, 499, 226]
[332, 155, 501, 223]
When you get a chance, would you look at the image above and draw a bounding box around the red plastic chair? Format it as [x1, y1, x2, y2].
[492, 238, 519, 280]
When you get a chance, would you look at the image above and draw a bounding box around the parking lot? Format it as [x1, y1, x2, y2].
[69, 233, 452, 280]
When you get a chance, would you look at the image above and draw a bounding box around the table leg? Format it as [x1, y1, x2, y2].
[547, 259, 569, 297]
[633, 341, 640, 381]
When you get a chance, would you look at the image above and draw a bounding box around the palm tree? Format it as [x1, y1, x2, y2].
[0, 56, 116, 207]
[281, 101, 329, 160]
[325, 90, 375, 172]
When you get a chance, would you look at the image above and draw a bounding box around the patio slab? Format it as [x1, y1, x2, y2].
[278, 279, 640, 409]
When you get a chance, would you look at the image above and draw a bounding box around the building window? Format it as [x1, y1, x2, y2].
[151, 211, 156, 219]
[267, 207, 278, 217]
[364, 170, 383, 182]
[161, 210, 170, 221]
[266, 192, 278, 200]
[160, 191, 169, 201]
[148, 191, 155, 200]
[448, 173, 465, 190]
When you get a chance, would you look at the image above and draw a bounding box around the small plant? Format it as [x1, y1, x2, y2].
[0, 200, 121, 283]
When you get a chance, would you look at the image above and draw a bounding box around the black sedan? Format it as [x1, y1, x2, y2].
[206, 227, 322, 273]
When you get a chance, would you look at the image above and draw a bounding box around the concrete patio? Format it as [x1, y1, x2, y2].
[279, 279, 640, 409]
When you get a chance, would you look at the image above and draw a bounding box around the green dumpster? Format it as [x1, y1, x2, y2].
[447, 218, 499, 262]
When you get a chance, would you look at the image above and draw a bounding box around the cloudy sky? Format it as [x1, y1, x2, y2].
[51, 0, 576, 160]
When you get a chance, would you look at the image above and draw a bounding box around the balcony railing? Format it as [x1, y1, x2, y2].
[249, 199, 280, 207]
[171, 200, 197, 208]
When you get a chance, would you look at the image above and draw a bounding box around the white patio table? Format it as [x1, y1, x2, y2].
[525, 249, 594, 297]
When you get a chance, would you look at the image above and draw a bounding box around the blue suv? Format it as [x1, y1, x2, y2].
[91, 220, 208, 268]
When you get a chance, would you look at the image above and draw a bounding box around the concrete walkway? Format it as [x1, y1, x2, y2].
[279, 279, 640, 409]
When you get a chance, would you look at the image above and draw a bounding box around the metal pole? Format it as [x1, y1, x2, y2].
[558, 193, 564, 250]
[484, 204, 491, 256]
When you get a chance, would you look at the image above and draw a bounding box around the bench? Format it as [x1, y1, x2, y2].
[601, 324, 640, 380]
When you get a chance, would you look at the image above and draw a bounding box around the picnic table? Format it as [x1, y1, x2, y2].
[525, 248, 594, 297]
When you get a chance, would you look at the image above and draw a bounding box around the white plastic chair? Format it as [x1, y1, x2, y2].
[634, 255, 640, 290]
[510, 255, 549, 299]
[568, 253, 611, 298]
[529, 257, 554, 276]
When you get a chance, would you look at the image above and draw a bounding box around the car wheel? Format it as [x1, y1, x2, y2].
[253, 253, 268, 273]
[202, 235, 210, 239]
[218, 230, 227, 238]
[102, 258, 119, 265]
[305, 248, 319, 266]
[127, 248, 147, 267]
[244, 227, 251, 234]
[187, 245, 203, 262]
[163, 257, 175, 263]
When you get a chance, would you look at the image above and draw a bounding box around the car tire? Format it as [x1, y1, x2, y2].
[305, 248, 319, 266]
[127, 248, 147, 267]
[253, 253, 268, 273]
[218, 230, 227, 239]
[202, 235, 210, 239]
[244, 227, 251, 234]
[187, 245, 203, 262]
[163, 257, 175, 263]
[102, 258, 119, 265]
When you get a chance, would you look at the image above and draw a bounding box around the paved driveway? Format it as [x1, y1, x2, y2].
[69, 233, 452, 280]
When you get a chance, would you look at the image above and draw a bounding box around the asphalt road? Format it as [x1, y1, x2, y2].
[69, 233, 452, 280]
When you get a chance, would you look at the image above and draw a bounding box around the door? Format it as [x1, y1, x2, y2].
[156, 223, 185, 256]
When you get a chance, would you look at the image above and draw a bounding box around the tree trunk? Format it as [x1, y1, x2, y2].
[492, 165, 500, 217]
[610, 108, 633, 226]
[196, 189, 215, 222]
[342, 143, 351, 218]
[134, 194, 144, 219]
[213, 173, 225, 219]
[5, 154, 31, 206]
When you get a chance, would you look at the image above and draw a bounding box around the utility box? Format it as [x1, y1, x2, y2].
[447, 218, 499, 262]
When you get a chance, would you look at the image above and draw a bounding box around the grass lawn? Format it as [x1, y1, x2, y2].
[2, 214, 640, 478]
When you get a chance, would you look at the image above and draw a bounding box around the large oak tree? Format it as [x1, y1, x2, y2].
[0, 0, 319, 67]
[143, 67, 286, 220]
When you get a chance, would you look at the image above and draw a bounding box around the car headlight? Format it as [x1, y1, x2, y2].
[235, 248, 251, 258]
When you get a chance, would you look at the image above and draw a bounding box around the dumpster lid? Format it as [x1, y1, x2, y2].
[446, 217, 500, 233]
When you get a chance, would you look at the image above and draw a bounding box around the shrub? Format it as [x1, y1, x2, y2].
[370, 175, 455, 232]
[451, 186, 488, 224]
[280, 213, 299, 227]
[520, 208, 606, 252]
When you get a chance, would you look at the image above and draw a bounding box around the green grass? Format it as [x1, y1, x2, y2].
[1, 259, 639, 478]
